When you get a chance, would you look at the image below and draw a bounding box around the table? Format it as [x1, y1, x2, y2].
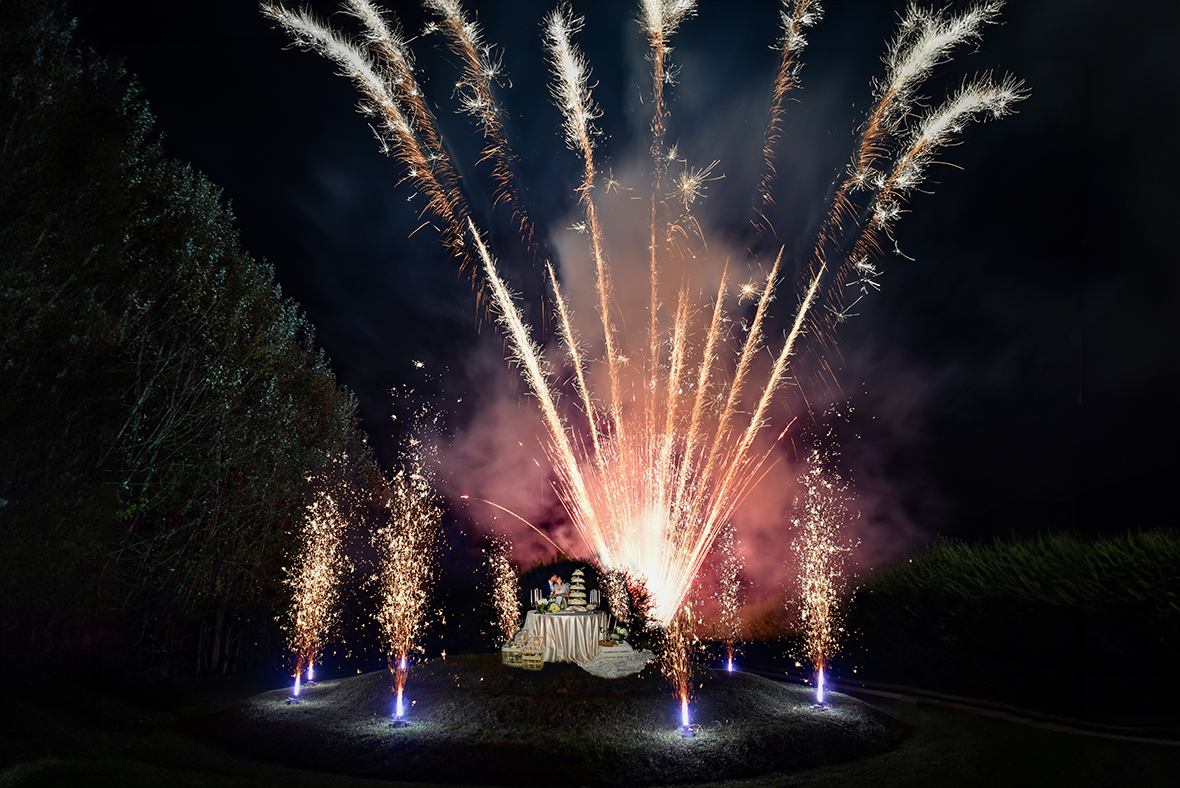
[522, 610, 609, 663]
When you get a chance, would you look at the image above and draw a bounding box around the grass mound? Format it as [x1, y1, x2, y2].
[210, 655, 906, 785]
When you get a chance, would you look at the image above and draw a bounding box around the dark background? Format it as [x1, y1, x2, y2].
[64, 0, 1178, 590]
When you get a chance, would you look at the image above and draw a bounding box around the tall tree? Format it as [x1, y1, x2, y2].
[0, 1, 381, 674]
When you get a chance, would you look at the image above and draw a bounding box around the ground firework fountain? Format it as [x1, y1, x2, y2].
[790, 449, 855, 709]
[484, 533, 522, 644]
[375, 462, 442, 729]
[283, 485, 349, 704]
[264, 0, 1025, 714]
[661, 604, 698, 737]
[713, 525, 745, 673]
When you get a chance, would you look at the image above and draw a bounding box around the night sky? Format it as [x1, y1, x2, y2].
[66, 0, 1178, 593]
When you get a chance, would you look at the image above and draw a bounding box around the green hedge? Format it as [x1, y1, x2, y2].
[841, 531, 1180, 721]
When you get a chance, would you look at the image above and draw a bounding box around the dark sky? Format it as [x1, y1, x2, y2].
[66, 0, 1178, 587]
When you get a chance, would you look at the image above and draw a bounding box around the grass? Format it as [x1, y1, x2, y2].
[210, 655, 905, 785]
[3, 658, 1178, 788]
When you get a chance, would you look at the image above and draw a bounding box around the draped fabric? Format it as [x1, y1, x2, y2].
[523, 611, 607, 663]
[577, 641, 654, 678]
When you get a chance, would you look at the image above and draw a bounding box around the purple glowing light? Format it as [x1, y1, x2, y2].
[307, 662, 315, 682]
[817, 668, 825, 704]
[293, 673, 301, 697]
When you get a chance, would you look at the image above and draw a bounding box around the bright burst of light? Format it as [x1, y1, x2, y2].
[374, 459, 442, 720]
[293, 673, 302, 697]
[817, 667, 825, 703]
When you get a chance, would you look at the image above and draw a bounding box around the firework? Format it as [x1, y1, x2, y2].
[484, 533, 522, 644]
[789, 449, 855, 705]
[712, 525, 745, 672]
[754, 0, 822, 232]
[284, 485, 349, 697]
[660, 603, 697, 737]
[265, 0, 1025, 639]
[374, 461, 442, 725]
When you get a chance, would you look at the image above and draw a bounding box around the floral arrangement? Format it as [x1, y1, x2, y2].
[609, 625, 628, 643]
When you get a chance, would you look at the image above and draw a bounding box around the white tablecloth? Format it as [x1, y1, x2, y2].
[523, 610, 608, 663]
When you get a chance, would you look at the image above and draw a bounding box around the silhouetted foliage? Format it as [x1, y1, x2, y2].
[0, 1, 381, 675]
[841, 530, 1180, 721]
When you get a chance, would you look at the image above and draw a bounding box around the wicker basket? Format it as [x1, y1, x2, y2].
[521, 635, 544, 671]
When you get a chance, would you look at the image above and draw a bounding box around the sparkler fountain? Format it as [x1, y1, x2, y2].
[263, 0, 1025, 727]
[713, 526, 746, 673]
[790, 449, 855, 709]
[659, 603, 699, 737]
[484, 533, 522, 644]
[283, 486, 349, 704]
[375, 462, 442, 728]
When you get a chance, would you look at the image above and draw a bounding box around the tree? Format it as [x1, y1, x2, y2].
[0, 1, 382, 674]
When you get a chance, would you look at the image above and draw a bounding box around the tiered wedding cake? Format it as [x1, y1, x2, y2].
[568, 569, 587, 609]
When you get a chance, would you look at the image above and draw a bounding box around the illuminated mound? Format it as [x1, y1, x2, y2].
[214, 654, 905, 785]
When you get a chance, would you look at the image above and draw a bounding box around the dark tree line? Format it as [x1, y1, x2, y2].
[0, 1, 383, 676]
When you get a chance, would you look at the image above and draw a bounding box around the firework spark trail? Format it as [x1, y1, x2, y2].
[263, 2, 472, 264]
[284, 486, 349, 683]
[754, 0, 822, 229]
[542, 8, 625, 444]
[698, 251, 781, 491]
[641, 0, 697, 185]
[848, 0, 1003, 186]
[424, 0, 542, 250]
[469, 221, 609, 563]
[819, 2, 1020, 299]
[484, 533, 522, 643]
[670, 267, 729, 514]
[375, 461, 442, 716]
[547, 261, 611, 490]
[789, 450, 854, 691]
[468, 495, 573, 560]
[850, 74, 1028, 262]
